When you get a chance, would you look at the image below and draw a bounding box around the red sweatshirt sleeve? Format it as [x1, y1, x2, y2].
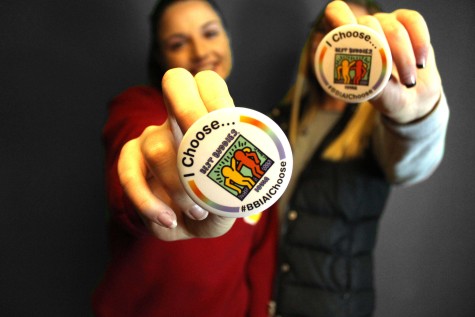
[102, 86, 168, 236]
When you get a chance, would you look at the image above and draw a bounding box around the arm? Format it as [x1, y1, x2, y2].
[372, 91, 449, 185]
[103, 86, 168, 236]
[248, 152, 261, 164]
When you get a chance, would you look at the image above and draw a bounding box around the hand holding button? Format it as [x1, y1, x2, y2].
[321, 1, 442, 123]
[117, 68, 236, 240]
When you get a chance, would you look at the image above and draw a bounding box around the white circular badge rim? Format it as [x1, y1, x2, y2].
[314, 24, 393, 103]
[177, 107, 293, 218]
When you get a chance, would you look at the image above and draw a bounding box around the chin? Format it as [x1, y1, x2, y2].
[215, 66, 231, 79]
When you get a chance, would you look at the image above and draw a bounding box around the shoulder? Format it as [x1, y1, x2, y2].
[112, 85, 163, 105]
[108, 85, 167, 123]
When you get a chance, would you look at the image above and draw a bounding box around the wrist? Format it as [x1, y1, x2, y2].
[384, 90, 442, 125]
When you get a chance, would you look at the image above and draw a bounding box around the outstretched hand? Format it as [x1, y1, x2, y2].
[324, 0, 442, 123]
[118, 68, 236, 241]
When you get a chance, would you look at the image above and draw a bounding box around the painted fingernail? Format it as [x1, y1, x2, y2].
[156, 210, 177, 229]
[417, 61, 426, 69]
[404, 75, 416, 88]
[188, 204, 208, 220]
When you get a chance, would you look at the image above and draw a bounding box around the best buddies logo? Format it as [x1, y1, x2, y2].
[178, 107, 293, 218]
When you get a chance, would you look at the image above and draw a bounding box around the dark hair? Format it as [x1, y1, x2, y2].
[147, 0, 228, 89]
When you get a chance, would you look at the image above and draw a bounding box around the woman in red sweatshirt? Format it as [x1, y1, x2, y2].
[92, 1, 278, 316]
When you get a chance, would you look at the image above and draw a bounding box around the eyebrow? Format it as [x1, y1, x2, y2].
[201, 20, 221, 29]
[162, 19, 222, 42]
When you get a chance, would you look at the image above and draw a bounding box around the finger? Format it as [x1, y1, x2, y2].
[183, 213, 236, 238]
[162, 68, 208, 133]
[357, 15, 384, 35]
[140, 125, 209, 221]
[118, 137, 177, 229]
[325, 0, 357, 28]
[356, 15, 400, 86]
[394, 9, 430, 68]
[374, 12, 417, 88]
[194, 70, 235, 111]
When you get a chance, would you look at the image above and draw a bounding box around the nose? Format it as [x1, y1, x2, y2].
[191, 38, 209, 60]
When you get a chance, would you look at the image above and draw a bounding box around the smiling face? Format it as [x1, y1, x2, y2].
[157, 0, 232, 79]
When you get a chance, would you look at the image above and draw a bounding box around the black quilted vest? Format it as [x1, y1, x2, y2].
[271, 103, 391, 317]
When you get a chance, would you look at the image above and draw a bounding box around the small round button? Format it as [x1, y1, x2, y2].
[314, 24, 392, 103]
[281, 263, 291, 272]
[288, 210, 298, 221]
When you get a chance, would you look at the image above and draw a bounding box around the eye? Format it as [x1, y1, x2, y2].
[165, 37, 188, 52]
[204, 29, 219, 39]
[168, 41, 185, 51]
[161, 33, 189, 52]
[202, 22, 222, 40]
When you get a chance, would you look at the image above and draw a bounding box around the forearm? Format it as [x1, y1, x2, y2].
[103, 86, 168, 235]
[372, 89, 449, 185]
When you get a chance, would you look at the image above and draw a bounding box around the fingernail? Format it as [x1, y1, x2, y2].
[417, 61, 425, 69]
[188, 204, 208, 220]
[404, 75, 416, 88]
[156, 210, 177, 229]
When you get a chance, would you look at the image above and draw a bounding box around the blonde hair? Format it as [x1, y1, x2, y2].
[322, 101, 376, 160]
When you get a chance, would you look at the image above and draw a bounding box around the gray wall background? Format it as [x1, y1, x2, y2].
[1, 0, 474, 316]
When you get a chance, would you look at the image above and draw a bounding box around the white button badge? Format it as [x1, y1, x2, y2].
[315, 24, 392, 103]
[177, 107, 293, 218]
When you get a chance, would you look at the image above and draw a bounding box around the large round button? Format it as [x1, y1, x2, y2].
[177, 107, 293, 218]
